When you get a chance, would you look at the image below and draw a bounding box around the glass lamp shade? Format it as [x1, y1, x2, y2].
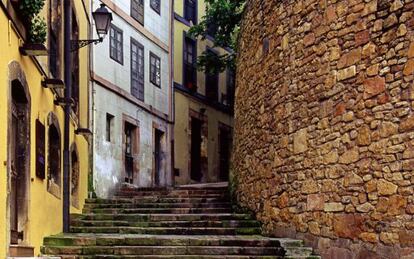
[92, 4, 113, 39]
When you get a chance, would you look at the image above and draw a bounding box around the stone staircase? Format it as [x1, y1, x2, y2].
[41, 183, 319, 258]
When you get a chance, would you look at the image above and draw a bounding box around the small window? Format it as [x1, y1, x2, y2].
[205, 49, 219, 102]
[49, 31, 59, 78]
[110, 25, 123, 64]
[207, 20, 218, 37]
[47, 115, 61, 198]
[106, 113, 114, 142]
[131, 39, 145, 101]
[183, 36, 197, 90]
[226, 68, 235, 106]
[150, 52, 161, 87]
[150, 0, 160, 14]
[184, 0, 197, 24]
[131, 0, 144, 25]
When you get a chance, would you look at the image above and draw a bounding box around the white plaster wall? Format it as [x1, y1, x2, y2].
[93, 84, 172, 198]
[92, 4, 170, 114]
[91, 0, 172, 198]
[104, 0, 170, 45]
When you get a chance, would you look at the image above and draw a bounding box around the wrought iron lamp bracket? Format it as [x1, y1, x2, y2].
[71, 38, 103, 52]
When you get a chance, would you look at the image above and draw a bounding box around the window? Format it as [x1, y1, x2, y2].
[207, 19, 218, 37]
[183, 36, 197, 91]
[47, 113, 61, 198]
[184, 0, 197, 24]
[110, 25, 123, 64]
[71, 10, 80, 115]
[150, 52, 161, 87]
[49, 31, 59, 78]
[205, 50, 219, 102]
[225, 68, 235, 106]
[150, 0, 160, 14]
[131, 0, 144, 25]
[71, 145, 79, 208]
[106, 113, 114, 142]
[131, 39, 145, 101]
[49, 0, 62, 78]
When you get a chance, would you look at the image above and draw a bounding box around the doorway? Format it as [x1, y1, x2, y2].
[9, 79, 30, 245]
[154, 129, 164, 186]
[218, 124, 232, 181]
[190, 117, 203, 182]
[124, 122, 136, 184]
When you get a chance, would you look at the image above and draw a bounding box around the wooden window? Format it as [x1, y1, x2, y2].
[150, 52, 161, 87]
[205, 50, 219, 102]
[48, 124, 61, 187]
[150, 0, 160, 14]
[110, 25, 123, 64]
[183, 36, 197, 91]
[184, 0, 197, 24]
[225, 68, 235, 106]
[106, 113, 114, 142]
[207, 20, 218, 37]
[131, 0, 144, 25]
[36, 120, 45, 179]
[71, 148, 79, 207]
[49, 31, 59, 78]
[71, 10, 80, 115]
[49, 0, 62, 78]
[131, 39, 145, 101]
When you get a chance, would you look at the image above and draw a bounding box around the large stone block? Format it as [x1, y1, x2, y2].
[293, 129, 308, 154]
[333, 214, 363, 239]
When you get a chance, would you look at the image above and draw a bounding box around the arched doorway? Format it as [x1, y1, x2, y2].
[47, 112, 62, 198]
[70, 143, 80, 208]
[8, 61, 31, 245]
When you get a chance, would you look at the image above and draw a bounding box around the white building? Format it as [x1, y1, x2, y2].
[90, 0, 173, 198]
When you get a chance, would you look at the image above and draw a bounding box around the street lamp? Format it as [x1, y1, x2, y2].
[62, 1, 112, 233]
[71, 3, 113, 51]
[93, 4, 113, 39]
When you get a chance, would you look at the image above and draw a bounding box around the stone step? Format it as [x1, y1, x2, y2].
[71, 219, 261, 228]
[42, 184, 319, 259]
[42, 245, 285, 256]
[116, 189, 228, 196]
[43, 234, 290, 247]
[115, 194, 229, 200]
[83, 202, 232, 209]
[86, 197, 228, 204]
[70, 226, 262, 235]
[47, 255, 289, 259]
[82, 207, 233, 214]
[74, 213, 254, 222]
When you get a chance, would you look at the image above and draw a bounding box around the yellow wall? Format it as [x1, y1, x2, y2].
[0, 0, 90, 256]
[173, 1, 234, 184]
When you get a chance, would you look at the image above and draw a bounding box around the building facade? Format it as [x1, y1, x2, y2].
[91, 0, 174, 198]
[234, 0, 414, 258]
[173, 0, 235, 185]
[0, 0, 90, 256]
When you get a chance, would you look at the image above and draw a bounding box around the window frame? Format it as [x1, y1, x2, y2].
[106, 113, 114, 142]
[205, 48, 219, 102]
[184, 0, 197, 24]
[131, 0, 145, 25]
[109, 24, 124, 65]
[130, 38, 145, 101]
[150, 0, 161, 14]
[150, 52, 161, 88]
[183, 33, 197, 91]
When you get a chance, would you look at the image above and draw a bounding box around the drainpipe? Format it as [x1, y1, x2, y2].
[62, 0, 72, 233]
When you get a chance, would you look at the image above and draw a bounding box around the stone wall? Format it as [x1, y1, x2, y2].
[233, 0, 414, 258]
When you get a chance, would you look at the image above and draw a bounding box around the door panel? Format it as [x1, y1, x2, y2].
[190, 118, 202, 182]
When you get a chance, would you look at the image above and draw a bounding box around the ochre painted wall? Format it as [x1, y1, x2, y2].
[0, 0, 90, 256]
[173, 0, 234, 184]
